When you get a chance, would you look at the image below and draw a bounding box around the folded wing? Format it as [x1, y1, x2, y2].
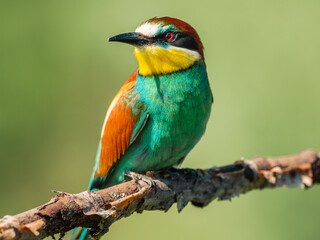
[89, 69, 148, 189]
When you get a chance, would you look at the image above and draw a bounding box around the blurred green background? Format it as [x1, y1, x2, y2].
[1, 0, 320, 239]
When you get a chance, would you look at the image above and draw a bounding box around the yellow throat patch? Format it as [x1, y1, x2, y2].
[134, 45, 201, 76]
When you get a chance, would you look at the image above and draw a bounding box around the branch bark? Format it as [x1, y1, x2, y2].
[1, 149, 319, 240]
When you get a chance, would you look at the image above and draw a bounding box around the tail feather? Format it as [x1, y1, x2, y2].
[70, 227, 91, 240]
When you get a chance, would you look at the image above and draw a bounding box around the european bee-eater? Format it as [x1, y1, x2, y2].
[71, 16, 213, 240]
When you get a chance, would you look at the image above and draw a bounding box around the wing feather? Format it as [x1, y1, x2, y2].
[93, 69, 148, 178]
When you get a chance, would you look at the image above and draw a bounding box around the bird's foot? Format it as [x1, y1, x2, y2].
[107, 172, 153, 212]
[125, 171, 155, 189]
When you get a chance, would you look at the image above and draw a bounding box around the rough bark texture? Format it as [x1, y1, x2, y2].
[0, 149, 319, 240]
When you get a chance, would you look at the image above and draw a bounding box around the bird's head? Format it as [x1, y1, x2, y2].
[108, 17, 204, 76]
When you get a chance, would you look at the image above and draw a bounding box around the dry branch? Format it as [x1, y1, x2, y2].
[0, 149, 319, 240]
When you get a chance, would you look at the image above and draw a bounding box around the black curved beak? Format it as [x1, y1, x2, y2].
[108, 32, 149, 46]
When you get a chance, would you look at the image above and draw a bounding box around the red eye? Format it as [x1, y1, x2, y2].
[165, 32, 175, 41]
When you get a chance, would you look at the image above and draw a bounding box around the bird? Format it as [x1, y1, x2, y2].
[71, 16, 213, 240]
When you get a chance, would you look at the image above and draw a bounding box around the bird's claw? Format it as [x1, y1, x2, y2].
[125, 171, 155, 190]
[107, 172, 154, 212]
[124, 171, 140, 180]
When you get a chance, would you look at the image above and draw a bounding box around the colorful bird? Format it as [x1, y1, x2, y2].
[71, 16, 213, 240]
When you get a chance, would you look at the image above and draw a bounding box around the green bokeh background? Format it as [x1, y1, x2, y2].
[1, 1, 320, 239]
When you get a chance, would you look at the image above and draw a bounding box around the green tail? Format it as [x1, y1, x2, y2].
[70, 227, 91, 240]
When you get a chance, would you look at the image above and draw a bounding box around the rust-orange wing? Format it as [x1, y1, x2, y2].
[93, 69, 148, 178]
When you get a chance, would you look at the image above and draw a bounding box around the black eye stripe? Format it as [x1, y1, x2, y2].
[171, 35, 198, 51]
[152, 32, 199, 51]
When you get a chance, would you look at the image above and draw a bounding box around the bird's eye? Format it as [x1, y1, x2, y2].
[164, 32, 175, 41]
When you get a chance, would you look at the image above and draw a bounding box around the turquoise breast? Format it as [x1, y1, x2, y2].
[133, 60, 213, 170]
